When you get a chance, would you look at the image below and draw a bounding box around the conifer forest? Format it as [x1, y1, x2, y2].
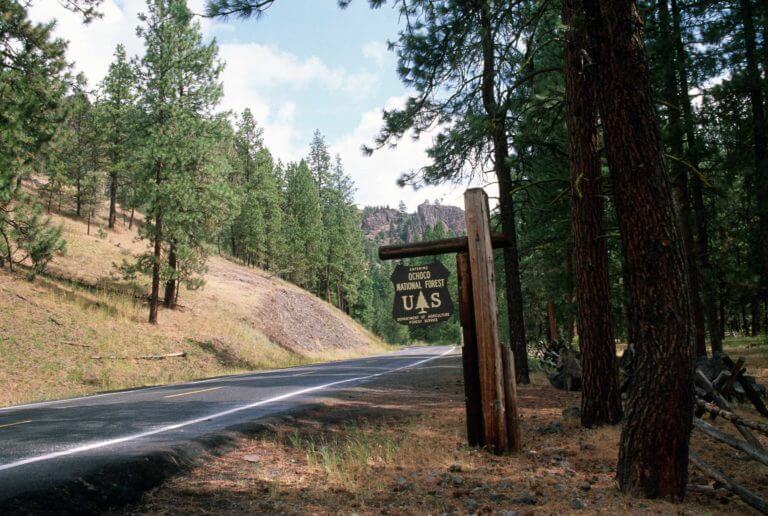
[3, 0, 768, 512]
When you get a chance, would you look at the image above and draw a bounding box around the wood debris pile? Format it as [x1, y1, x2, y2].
[540, 342, 768, 513]
[691, 354, 768, 513]
[535, 340, 582, 392]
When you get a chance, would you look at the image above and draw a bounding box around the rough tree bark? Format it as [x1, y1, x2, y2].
[108, 171, 118, 230]
[546, 299, 559, 343]
[149, 210, 162, 324]
[163, 244, 177, 309]
[562, 0, 623, 428]
[583, 0, 694, 500]
[478, 0, 530, 384]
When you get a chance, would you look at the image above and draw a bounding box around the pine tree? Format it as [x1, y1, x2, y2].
[98, 44, 137, 229]
[283, 160, 324, 290]
[582, 0, 694, 499]
[80, 168, 104, 236]
[224, 110, 285, 271]
[562, 0, 622, 427]
[0, 0, 67, 274]
[61, 77, 100, 218]
[135, 0, 229, 323]
[307, 130, 332, 194]
[320, 155, 365, 309]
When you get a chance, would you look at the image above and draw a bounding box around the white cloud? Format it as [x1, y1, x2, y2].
[217, 42, 380, 161]
[362, 40, 389, 69]
[29, 0, 144, 87]
[332, 96, 497, 211]
[218, 43, 377, 95]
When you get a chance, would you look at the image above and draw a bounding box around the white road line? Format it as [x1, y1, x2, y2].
[0, 347, 455, 472]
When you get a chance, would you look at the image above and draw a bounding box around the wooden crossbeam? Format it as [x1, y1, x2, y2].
[378, 234, 510, 261]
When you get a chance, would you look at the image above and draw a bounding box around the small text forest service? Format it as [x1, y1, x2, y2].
[391, 263, 454, 326]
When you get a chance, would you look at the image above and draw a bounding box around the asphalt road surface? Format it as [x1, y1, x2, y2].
[0, 345, 454, 508]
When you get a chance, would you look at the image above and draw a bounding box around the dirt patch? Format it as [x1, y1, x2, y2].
[125, 354, 767, 515]
[253, 287, 373, 354]
[189, 338, 259, 369]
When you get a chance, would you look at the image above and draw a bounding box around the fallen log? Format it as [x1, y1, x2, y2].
[693, 418, 768, 467]
[58, 341, 92, 348]
[686, 484, 727, 496]
[697, 399, 768, 437]
[689, 451, 768, 514]
[91, 351, 186, 360]
[696, 369, 765, 450]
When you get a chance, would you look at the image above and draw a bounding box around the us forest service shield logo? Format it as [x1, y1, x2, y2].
[391, 262, 454, 326]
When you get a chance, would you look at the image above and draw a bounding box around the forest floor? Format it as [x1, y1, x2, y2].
[0, 183, 388, 407]
[122, 342, 768, 515]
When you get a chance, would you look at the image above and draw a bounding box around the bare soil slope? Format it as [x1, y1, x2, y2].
[0, 195, 387, 406]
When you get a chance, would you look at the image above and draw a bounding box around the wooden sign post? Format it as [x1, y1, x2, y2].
[379, 188, 521, 454]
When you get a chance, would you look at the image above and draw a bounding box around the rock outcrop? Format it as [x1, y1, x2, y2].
[361, 201, 466, 243]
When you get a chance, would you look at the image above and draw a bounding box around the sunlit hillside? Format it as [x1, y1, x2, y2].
[0, 182, 390, 407]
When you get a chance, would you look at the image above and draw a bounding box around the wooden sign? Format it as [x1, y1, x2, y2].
[391, 262, 453, 326]
[378, 188, 521, 455]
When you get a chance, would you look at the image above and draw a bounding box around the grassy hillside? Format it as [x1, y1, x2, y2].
[0, 191, 391, 407]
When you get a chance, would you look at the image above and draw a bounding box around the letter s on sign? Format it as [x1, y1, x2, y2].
[430, 292, 442, 308]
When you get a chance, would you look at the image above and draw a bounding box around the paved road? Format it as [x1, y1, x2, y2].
[0, 345, 454, 507]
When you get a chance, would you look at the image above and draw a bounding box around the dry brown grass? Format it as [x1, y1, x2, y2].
[126, 354, 768, 515]
[0, 193, 390, 407]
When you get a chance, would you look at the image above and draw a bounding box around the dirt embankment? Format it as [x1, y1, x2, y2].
[0, 197, 387, 406]
[126, 353, 768, 515]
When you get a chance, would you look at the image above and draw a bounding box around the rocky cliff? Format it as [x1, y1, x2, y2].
[361, 202, 466, 243]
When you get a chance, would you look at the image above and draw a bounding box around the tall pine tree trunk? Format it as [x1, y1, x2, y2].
[479, 0, 530, 384]
[546, 299, 559, 343]
[740, 0, 768, 333]
[76, 176, 82, 217]
[164, 244, 177, 309]
[562, 0, 622, 428]
[108, 171, 118, 229]
[149, 210, 162, 324]
[752, 298, 762, 335]
[583, 0, 693, 500]
[671, 0, 721, 353]
[659, 0, 707, 358]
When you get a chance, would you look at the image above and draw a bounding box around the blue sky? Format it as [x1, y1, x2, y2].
[208, 1, 403, 143]
[30, 0, 490, 210]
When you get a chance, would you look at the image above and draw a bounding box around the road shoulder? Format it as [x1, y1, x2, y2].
[122, 354, 743, 515]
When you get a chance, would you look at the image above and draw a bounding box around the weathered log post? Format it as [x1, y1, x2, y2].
[464, 188, 520, 454]
[457, 252, 483, 447]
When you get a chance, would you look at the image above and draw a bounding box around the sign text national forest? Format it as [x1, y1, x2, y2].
[391, 262, 453, 326]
